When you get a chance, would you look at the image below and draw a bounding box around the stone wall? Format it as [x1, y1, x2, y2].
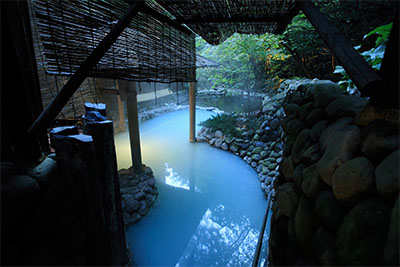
[269, 80, 399, 266]
[197, 79, 311, 197]
[197, 91, 287, 198]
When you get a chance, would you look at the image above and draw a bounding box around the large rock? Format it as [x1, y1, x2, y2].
[325, 95, 368, 119]
[315, 190, 344, 231]
[375, 149, 400, 197]
[1, 175, 40, 226]
[2, 174, 40, 200]
[311, 80, 342, 107]
[336, 198, 391, 265]
[281, 156, 294, 181]
[301, 143, 320, 165]
[286, 119, 301, 135]
[383, 197, 400, 265]
[301, 163, 322, 199]
[229, 142, 240, 153]
[309, 120, 329, 142]
[270, 119, 280, 130]
[269, 217, 289, 265]
[319, 117, 353, 152]
[293, 163, 306, 188]
[292, 129, 312, 164]
[214, 139, 223, 148]
[221, 142, 228, 150]
[332, 157, 374, 206]
[298, 102, 314, 122]
[295, 196, 320, 255]
[277, 183, 300, 217]
[122, 194, 139, 213]
[306, 108, 326, 126]
[361, 120, 399, 163]
[215, 130, 223, 138]
[318, 125, 361, 185]
[27, 157, 59, 186]
[252, 146, 263, 154]
[284, 103, 299, 116]
[312, 226, 338, 266]
[362, 134, 399, 163]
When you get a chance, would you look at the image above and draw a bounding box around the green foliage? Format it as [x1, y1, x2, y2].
[196, 1, 396, 94]
[334, 22, 392, 93]
[196, 33, 289, 92]
[199, 113, 241, 137]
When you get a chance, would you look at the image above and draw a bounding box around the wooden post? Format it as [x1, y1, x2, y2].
[299, 1, 382, 92]
[115, 81, 126, 132]
[53, 134, 109, 265]
[125, 81, 143, 174]
[83, 120, 128, 266]
[189, 82, 196, 142]
[3, 0, 47, 160]
[28, 2, 143, 134]
[116, 95, 126, 132]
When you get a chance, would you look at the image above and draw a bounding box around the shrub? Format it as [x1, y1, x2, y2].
[200, 113, 241, 137]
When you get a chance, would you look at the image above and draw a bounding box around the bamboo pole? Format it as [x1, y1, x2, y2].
[189, 82, 196, 142]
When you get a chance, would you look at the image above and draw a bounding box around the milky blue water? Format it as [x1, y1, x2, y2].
[114, 109, 270, 266]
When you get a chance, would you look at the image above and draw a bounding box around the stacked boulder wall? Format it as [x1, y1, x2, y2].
[269, 79, 399, 266]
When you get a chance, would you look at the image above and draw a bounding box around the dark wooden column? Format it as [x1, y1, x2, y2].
[299, 1, 383, 93]
[124, 81, 143, 174]
[189, 82, 196, 142]
[1, 0, 46, 160]
[83, 120, 128, 265]
[28, 2, 143, 134]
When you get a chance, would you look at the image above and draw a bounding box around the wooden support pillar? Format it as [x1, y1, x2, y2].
[28, 2, 143, 134]
[125, 81, 143, 174]
[53, 134, 109, 265]
[2, 0, 47, 160]
[83, 120, 128, 266]
[116, 95, 126, 131]
[115, 81, 126, 132]
[189, 82, 196, 142]
[299, 1, 382, 92]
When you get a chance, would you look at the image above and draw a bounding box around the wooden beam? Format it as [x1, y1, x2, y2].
[125, 81, 143, 174]
[177, 16, 284, 24]
[140, 4, 193, 36]
[299, 1, 382, 92]
[28, 2, 143, 134]
[189, 82, 196, 142]
[274, 3, 300, 34]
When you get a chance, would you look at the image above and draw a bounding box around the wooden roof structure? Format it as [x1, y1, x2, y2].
[26, 0, 393, 135]
[156, 0, 299, 45]
[32, 0, 196, 83]
[196, 54, 220, 68]
[31, 0, 299, 83]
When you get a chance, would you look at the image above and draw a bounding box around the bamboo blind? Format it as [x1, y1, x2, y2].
[32, 0, 196, 83]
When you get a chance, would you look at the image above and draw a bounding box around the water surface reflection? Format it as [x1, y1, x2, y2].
[115, 109, 269, 266]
